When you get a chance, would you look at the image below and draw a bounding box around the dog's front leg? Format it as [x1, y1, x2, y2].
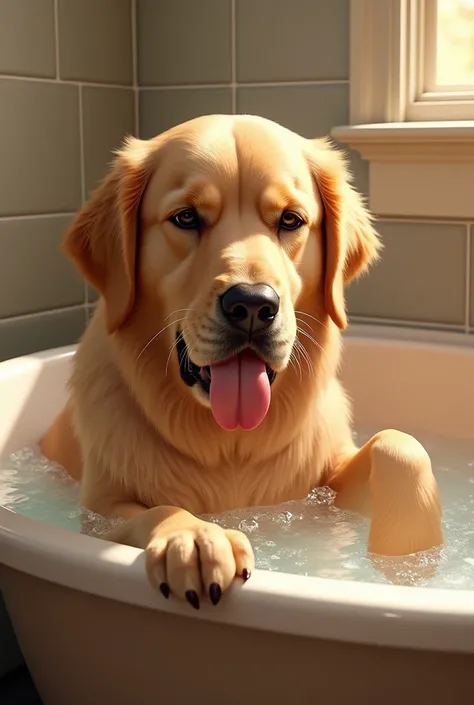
[327, 429, 443, 557]
[103, 503, 254, 608]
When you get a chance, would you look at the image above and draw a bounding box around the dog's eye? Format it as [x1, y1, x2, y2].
[169, 208, 200, 230]
[279, 210, 304, 231]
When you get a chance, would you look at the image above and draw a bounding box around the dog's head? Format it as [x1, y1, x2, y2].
[64, 115, 380, 432]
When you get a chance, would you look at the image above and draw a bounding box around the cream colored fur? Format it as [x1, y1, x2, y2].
[41, 115, 443, 607]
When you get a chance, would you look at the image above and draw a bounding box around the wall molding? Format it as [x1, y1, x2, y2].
[332, 122, 474, 218]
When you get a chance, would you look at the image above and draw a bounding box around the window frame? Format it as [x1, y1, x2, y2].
[348, 0, 474, 124]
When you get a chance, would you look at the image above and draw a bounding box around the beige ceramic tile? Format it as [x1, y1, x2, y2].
[138, 0, 231, 86]
[0, 0, 56, 78]
[236, 0, 349, 82]
[0, 216, 83, 318]
[347, 221, 466, 325]
[0, 80, 81, 215]
[0, 307, 85, 362]
[58, 0, 132, 84]
[82, 86, 135, 195]
[139, 88, 232, 139]
[236, 84, 349, 138]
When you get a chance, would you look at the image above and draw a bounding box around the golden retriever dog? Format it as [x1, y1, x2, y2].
[40, 114, 443, 609]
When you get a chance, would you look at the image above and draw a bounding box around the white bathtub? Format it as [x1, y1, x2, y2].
[1, 325, 474, 705]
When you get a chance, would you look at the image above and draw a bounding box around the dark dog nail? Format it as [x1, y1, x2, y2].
[185, 590, 200, 610]
[159, 583, 170, 599]
[242, 568, 251, 581]
[209, 583, 222, 606]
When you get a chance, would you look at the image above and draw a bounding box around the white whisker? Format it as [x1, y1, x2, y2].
[289, 347, 303, 382]
[165, 327, 191, 377]
[292, 341, 306, 378]
[296, 325, 330, 371]
[294, 337, 315, 376]
[185, 339, 200, 377]
[177, 336, 190, 371]
[294, 310, 328, 331]
[164, 308, 196, 322]
[296, 317, 314, 332]
[136, 317, 188, 362]
[297, 326, 324, 354]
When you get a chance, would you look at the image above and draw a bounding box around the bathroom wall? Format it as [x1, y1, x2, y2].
[0, 0, 136, 362]
[0, 0, 472, 366]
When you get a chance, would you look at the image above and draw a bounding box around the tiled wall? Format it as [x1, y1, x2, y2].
[347, 221, 471, 331]
[137, 0, 360, 181]
[0, 0, 136, 361]
[1, 0, 472, 364]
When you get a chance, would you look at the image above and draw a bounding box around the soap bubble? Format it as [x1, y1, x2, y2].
[2, 428, 474, 590]
[239, 518, 259, 533]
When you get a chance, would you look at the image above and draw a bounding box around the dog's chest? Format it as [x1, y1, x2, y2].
[133, 441, 327, 515]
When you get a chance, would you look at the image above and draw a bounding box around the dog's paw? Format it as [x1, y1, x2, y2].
[145, 516, 254, 608]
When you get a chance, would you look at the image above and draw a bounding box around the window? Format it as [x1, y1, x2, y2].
[331, 0, 474, 220]
[407, 0, 474, 120]
[435, 0, 474, 86]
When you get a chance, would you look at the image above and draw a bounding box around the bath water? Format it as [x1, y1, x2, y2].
[1, 430, 474, 589]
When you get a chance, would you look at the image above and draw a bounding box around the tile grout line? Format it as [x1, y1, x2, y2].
[78, 84, 88, 307]
[53, 0, 60, 79]
[230, 0, 237, 113]
[376, 216, 474, 226]
[465, 224, 471, 332]
[0, 73, 347, 90]
[350, 314, 468, 332]
[78, 86, 86, 202]
[139, 79, 350, 91]
[0, 304, 87, 325]
[0, 73, 133, 90]
[0, 212, 76, 221]
[131, 0, 140, 137]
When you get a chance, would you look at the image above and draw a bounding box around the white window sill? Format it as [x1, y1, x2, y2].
[331, 122, 474, 219]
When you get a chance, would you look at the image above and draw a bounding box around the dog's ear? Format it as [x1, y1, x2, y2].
[62, 136, 153, 334]
[307, 139, 382, 329]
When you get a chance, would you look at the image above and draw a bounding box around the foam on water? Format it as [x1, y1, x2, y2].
[0, 447, 123, 538]
[1, 429, 474, 589]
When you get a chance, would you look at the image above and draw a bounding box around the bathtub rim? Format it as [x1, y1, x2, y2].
[2, 330, 474, 655]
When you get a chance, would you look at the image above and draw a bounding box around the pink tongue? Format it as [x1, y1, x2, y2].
[209, 351, 271, 431]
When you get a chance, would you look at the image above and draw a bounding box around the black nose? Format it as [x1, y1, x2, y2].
[220, 283, 280, 334]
